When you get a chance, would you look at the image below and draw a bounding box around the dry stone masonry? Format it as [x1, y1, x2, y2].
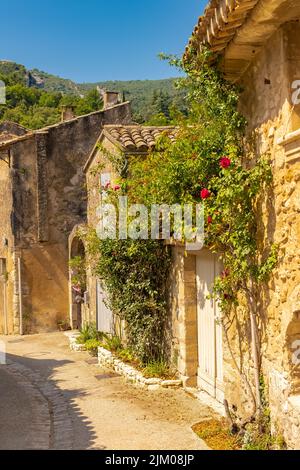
[68, 333, 182, 391]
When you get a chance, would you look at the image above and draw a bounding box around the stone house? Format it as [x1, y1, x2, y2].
[178, 0, 300, 449]
[74, 125, 177, 333]
[0, 95, 132, 334]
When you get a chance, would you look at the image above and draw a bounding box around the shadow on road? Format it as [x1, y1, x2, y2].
[1, 351, 102, 450]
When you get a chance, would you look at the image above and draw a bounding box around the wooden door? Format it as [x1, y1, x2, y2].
[0, 259, 7, 335]
[0, 280, 4, 334]
[196, 251, 224, 402]
[96, 280, 114, 334]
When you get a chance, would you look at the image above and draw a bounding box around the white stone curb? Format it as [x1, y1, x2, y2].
[97, 346, 182, 391]
[67, 332, 87, 352]
[67, 332, 182, 391]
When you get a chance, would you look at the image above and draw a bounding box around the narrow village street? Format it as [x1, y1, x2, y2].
[0, 332, 217, 450]
[2, 0, 300, 456]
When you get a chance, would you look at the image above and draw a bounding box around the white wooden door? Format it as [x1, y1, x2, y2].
[0, 259, 7, 335]
[96, 280, 114, 334]
[196, 251, 224, 402]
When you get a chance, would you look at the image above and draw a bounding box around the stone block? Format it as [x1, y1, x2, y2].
[144, 378, 162, 385]
[161, 380, 182, 388]
[147, 384, 160, 391]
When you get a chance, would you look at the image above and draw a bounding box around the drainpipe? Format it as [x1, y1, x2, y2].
[18, 257, 23, 336]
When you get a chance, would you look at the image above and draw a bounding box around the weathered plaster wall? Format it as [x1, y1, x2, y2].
[21, 244, 69, 332]
[0, 136, 40, 334]
[86, 138, 118, 231]
[0, 156, 15, 334]
[82, 137, 120, 328]
[46, 105, 131, 244]
[3, 103, 132, 333]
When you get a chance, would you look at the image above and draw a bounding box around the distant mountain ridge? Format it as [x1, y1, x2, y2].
[0, 61, 180, 121]
[0, 61, 187, 127]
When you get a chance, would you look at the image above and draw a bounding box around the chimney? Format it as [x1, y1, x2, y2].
[61, 105, 76, 122]
[102, 91, 120, 109]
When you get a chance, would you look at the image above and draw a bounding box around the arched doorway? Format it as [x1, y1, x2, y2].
[69, 231, 86, 330]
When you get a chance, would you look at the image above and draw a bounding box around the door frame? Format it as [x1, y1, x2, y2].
[96, 279, 114, 334]
[196, 250, 225, 402]
[0, 258, 8, 335]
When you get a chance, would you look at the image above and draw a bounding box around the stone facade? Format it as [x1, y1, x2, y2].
[78, 125, 176, 333]
[168, 247, 198, 388]
[0, 102, 132, 334]
[235, 21, 300, 446]
[185, 0, 300, 449]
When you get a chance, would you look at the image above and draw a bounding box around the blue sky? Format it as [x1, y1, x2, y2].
[0, 0, 206, 83]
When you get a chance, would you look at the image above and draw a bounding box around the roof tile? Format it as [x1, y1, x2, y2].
[104, 125, 176, 153]
[184, 0, 259, 61]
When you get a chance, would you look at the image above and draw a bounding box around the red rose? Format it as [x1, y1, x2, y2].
[113, 185, 121, 191]
[207, 216, 213, 224]
[221, 268, 230, 279]
[220, 157, 231, 169]
[200, 188, 211, 199]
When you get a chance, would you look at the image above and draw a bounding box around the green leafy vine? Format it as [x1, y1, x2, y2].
[83, 50, 278, 417]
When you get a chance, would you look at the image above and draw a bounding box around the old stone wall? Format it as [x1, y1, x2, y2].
[3, 103, 132, 333]
[0, 156, 15, 334]
[168, 248, 198, 387]
[46, 105, 131, 245]
[0, 122, 27, 143]
[82, 136, 121, 328]
[222, 22, 300, 447]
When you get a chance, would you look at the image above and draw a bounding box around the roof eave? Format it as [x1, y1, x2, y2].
[185, 0, 300, 82]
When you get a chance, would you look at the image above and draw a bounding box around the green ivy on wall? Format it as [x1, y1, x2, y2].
[84, 229, 171, 364]
[83, 50, 278, 416]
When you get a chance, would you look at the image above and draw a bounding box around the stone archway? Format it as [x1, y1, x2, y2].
[69, 227, 87, 330]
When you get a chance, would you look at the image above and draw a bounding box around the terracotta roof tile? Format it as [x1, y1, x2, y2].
[103, 125, 176, 153]
[184, 0, 259, 60]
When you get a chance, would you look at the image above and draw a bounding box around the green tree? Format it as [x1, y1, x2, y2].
[39, 92, 62, 108]
[75, 89, 103, 115]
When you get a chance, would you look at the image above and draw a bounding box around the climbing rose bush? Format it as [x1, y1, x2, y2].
[219, 157, 231, 168]
[200, 188, 211, 199]
[126, 49, 276, 312]
[84, 49, 278, 400]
